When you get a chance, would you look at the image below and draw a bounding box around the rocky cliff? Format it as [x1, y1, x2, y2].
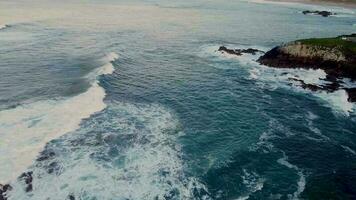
[257, 34, 356, 102]
[258, 35, 356, 79]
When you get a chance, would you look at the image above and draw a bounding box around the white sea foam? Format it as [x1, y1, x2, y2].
[201, 44, 355, 116]
[242, 169, 265, 192]
[277, 153, 306, 200]
[199, 44, 267, 70]
[305, 111, 330, 141]
[249, 68, 261, 80]
[341, 145, 356, 156]
[8, 103, 209, 200]
[0, 53, 118, 184]
[235, 169, 264, 200]
[235, 196, 250, 200]
[315, 89, 354, 115]
[0, 24, 8, 30]
[341, 78, 356, 88]
[87, 52, 118, 79]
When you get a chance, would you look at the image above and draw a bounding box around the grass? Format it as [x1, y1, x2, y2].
[297, 35, 356, 55]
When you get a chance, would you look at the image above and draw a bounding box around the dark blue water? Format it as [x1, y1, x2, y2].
[0, 0, 356, 199]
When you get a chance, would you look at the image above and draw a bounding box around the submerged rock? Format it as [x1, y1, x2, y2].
[218, 46, 264, 56]
[302, 10, 335, 17]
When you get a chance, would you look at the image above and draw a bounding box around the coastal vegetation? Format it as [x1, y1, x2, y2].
[297, 34, 356, 55]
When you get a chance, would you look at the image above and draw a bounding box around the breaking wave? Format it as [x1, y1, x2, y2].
[7, 102, 210, 200]
[0, 24, 9, 30]
[0, 53, 118, 184]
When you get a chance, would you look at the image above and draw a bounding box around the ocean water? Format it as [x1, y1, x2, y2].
[0, 0, 356, 199]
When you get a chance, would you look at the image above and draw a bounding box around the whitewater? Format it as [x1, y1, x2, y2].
[0, 53, 118, 183]
[0, 0, 355, 199]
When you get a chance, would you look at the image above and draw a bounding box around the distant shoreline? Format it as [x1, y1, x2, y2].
[258, 0, 356, 8]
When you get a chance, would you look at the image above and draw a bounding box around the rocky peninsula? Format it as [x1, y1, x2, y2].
[258, 34, 356, 102]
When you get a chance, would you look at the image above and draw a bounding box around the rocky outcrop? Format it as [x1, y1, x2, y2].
[218, 46, 264, 56]
[258, 42, 356, 79]
[302, 10, 335, 17]
[258, 35, 356, 102]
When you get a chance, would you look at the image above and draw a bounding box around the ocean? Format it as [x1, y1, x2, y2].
[0, 0, 355, 199]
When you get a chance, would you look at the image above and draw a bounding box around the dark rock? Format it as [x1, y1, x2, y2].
[36, 150, 55, 162]
[303, 10, 335, 17]
[324, 81, 341, 92]
[218, 46, 242, 56]
[19, 171, 33, 192]
[1, 185, 11, 193]
[287, 77, 356, 103]
[68, 195, 75, 200]
[345, 88, 356, 102]
[0, 184, 12, 200]
[240, 48, 264, 55]
[288, 78, 323, 91]
[218, 46, 264, 56]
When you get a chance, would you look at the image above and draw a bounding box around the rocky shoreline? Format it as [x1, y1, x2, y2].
[258, 34, 356, 102]
[218, 34, 356, 103]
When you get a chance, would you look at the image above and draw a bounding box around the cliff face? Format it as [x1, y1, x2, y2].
[280, 42, 347, 62]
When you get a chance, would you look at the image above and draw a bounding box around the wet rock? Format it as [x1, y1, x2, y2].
[19, 171, 33, 192]
[218, 46, 242, 56]
[345, 88, 356, 102]
[288, 78, 356, 102]
[218, 46, 264, 56]
[0, 184, 12, 200]
[288, 78, 323, 91]
[302, 10, 335, 17]
[36, 150, 55, 162]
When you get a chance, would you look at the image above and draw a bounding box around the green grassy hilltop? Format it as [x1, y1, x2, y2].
[298, 34, 356, 55]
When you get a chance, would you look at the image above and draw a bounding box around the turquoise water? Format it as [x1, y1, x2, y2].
[0, 0, 356, 199]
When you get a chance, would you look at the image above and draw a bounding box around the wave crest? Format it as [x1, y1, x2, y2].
[0, 53, 118, 184]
